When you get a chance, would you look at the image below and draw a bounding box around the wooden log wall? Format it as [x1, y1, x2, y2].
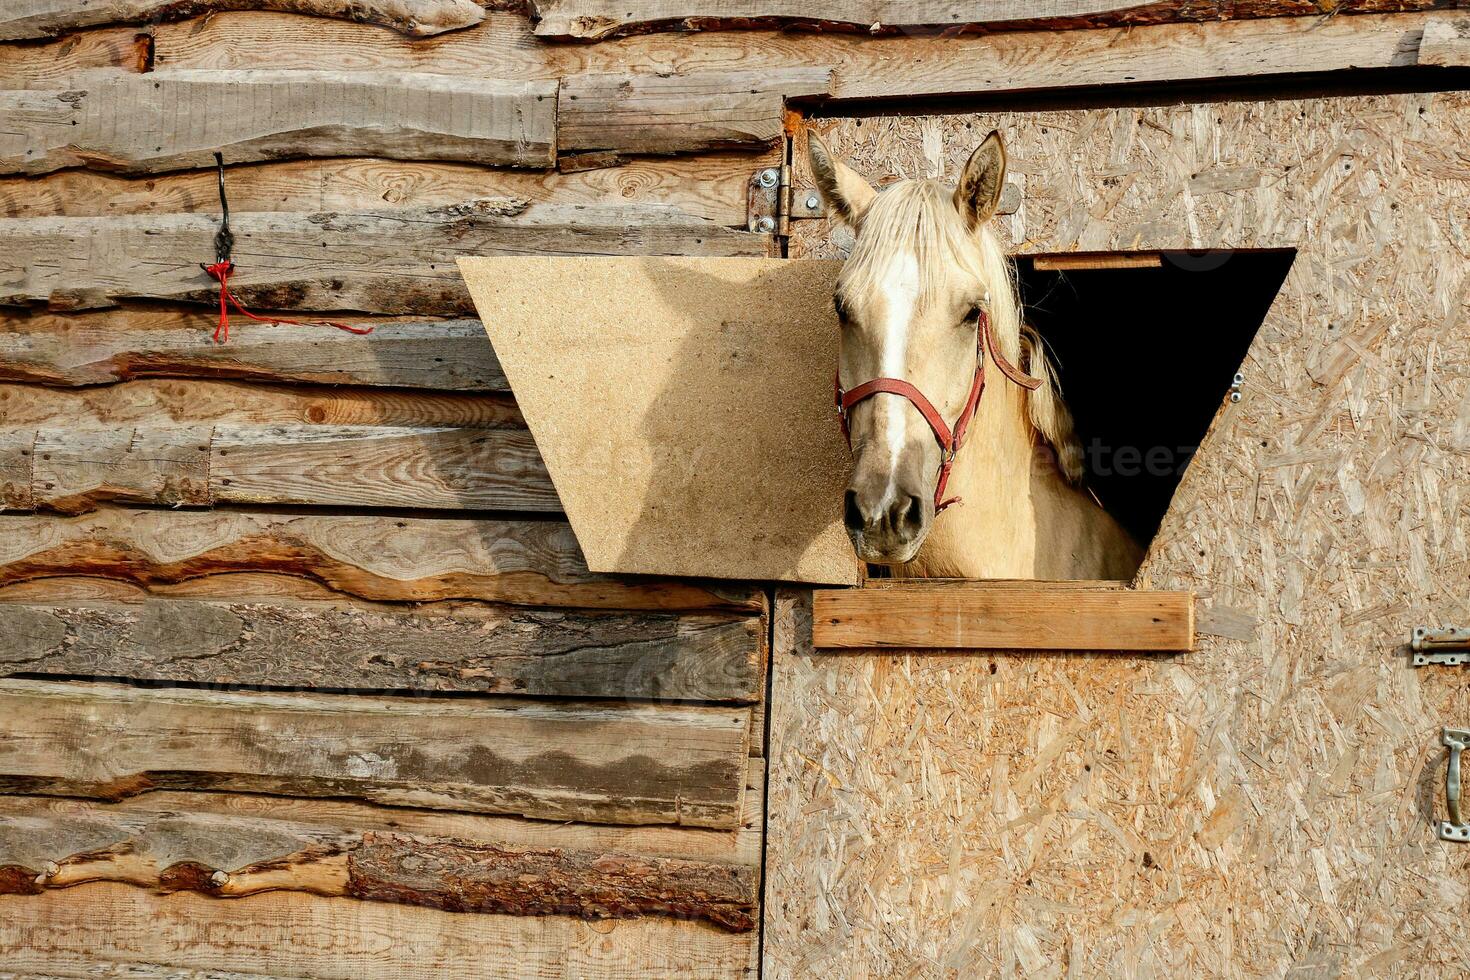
[0, 2, 1465, 977]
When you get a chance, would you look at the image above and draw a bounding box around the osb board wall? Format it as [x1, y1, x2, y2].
[768, 93, 1470, 977]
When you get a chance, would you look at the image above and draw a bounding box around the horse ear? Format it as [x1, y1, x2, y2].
[808, 131, 877, 230]
[954, 130, 1007, 229]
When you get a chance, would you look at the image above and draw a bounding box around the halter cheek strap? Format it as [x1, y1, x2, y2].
[835, 310, 1042, 514]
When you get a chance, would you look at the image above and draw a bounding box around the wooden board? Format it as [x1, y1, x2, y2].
[0, 153, 766, 223]
[210, 424, 557, 512]
[0, 801, 757, 929]
[0, 597, 764, 701]
[527, 0, 1460, 39]
[461, 256, 860, 586]
[558, 68, 830, 154]
[0, 883, 760, 978]
[0, 510, 765, 611]
[813, 581, 1195, 651]
[1421, 12, 1470, 64]
[0, 0, 486, 39]
[0, 380, 521, 428]
[0, 70, 556, 176]
[0, 678, 750, 827]
[0, 27, 147, 88]
[0, 204, 772, 313]
[143, 9, 1460, 104]
[769, 93, 1470, 977]
[0, 316, 507, 390]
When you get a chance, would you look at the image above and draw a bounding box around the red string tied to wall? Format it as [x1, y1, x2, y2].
[202, 152, 373, 344]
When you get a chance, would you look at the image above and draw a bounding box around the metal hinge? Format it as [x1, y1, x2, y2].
[1412, 625, 1470, 666]
[747, 158, 795, 237]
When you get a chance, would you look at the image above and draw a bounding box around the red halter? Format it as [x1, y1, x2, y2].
[835, 309, 1042, 513]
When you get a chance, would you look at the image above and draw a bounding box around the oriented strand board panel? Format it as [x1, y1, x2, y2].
[814, 581, 1195, 650]
[460, 257, 860, 585]
[770, 93, 1470, 977]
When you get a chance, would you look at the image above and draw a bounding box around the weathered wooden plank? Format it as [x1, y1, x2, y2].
[0, 805, 758, 930]
[0, 202, 772, 313]
[1421, 13, 1470, 64]
[1, 70, 555, 177]
[31, 427, 212, 513]
[558, 69, 830, 154]
[152, 9, 1457, 105]
[812, 581, 1196, 651]
[0, 153, 766, 223]
[0, 378, 522, 428]
[528, 0, 1461, 39]
[0, 598, 764, 701]
[0, 678, 751, 827]
[0, 430, 35, 511]
[0, 510, 765, 611]
[0, 316, 508, 390]
[0, 28, 148, 89]
[0, 883, 760, 978]
[210, 424, 558, 512]
[0, 0, 485, 39]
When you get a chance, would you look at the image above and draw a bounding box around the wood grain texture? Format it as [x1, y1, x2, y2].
[813, 581, 1195, 650]
[0, 0, 485, 39]
[0, 597, 764, 701]
[0, 153, 767, 223]
[0, 510, 765, 611]
[0, 429, 35, 511]
[0, 202, 772, 313]
[528, 0, 1463, 39]
[0, 379, 521, 428]
[0, 883, 761, 978]
[772, 94, 1470, 977]
[559, 69, 830, 154]
[3, 422, 552, 514]
[1421, 12, 1470, 63]
[0, 804, 757, 929]
[0, 28, 148, 89]
[0, 316, 508, 390]
[0, 678, 751, 827]
[31, 427, 212, 513]
[0, 70, 555, 177]
[149, 9, 1460, 104]
[210, 424, 558, 512]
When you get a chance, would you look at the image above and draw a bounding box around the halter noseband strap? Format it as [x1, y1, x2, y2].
[835, 310, 1042, 514]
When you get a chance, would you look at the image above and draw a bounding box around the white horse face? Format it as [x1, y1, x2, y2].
[811, 131, 1010, 564]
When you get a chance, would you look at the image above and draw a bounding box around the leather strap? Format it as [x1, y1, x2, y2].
[835, 309, 1042, 514]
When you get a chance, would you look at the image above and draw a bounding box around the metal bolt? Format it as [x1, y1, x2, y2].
[756, 216, 776, 233]
[1232, 372, 1244, 387]
[757, 169, 779, 189]
[1229, 391, 1242, 403]
[805, 194, 821, 210]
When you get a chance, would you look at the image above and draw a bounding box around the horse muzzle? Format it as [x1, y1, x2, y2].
[843, 447, 935, 565]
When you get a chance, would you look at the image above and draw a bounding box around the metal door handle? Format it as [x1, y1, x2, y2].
[1441, 728, 1470, 842]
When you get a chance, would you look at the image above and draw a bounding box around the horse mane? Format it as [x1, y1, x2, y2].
[837, 179, 1085, 485]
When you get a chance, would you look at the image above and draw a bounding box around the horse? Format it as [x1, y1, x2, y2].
[809, 130, 1141, 580]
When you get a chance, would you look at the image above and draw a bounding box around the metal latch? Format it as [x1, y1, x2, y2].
[1441, 728, 1470, 842]
[1412, 626, 1470, 666]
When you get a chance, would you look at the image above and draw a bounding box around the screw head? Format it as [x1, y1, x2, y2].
[1229, 391, 1242, 403]
[758, 169, 779, 188]
[806, 194, 821, 210]
[756, 216, 776, 233]
[1232, 372, 1244, 386]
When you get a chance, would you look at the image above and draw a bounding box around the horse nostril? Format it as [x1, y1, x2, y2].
[843, 490, 865, 532]
[897, 495, 925, 538]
